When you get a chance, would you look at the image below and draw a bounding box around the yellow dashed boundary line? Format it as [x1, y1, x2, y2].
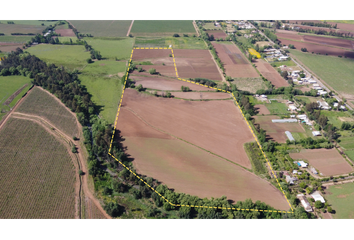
[108, 48, 294, 214]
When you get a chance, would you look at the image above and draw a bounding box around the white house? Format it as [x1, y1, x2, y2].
[278, 56, 289, 61]
[297, 194, 313, 212]
[312, 131, 321, 136]
[311, 191, 325, 203]
[340, 105, 347, 110]
[288, 105, 297, 111]
[333, 102, 339, 107]
[308, 79, 317, 84]
[297, 161, 308, 168]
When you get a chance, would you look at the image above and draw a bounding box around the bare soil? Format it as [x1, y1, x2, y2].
[205, 30, 228, 39]
[254, 104, 271, 115]
[254, 59, 290, 88]
[170, 91, 232, 100]
[56, 29, 76, 37]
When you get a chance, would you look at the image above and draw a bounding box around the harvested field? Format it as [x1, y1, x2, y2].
[255, 104, 271, 115]
[120, 89, 254, 168]
[170, 91, 232, 100]
[16, 87, 79, 137]
[254, 59, 289, 87]
[0, 42, 23, 52]
[55, 28, 76, 37]
[254, 115, 305, 143]
[212, 42, 259, 78]
[129, 74, 215, 91]
[232, 77, 267, 93]
[290, 149, 353, 176]
[130, 76, 214, 91]
[0, 23, 45, 35]
[132, 49, 172, 60]
[0, 118, 76, 218]
[205, 30, 228, 39]
[130, 20, 196, 37]
[117, 89, 289, 210]
[279, 39, 354, 58]
[69, 20, 132, 37]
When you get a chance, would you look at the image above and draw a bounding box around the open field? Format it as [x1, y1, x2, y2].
[0, 118, 76, 218]
[203, 23, 220, 30]
[56, 28, 76, 37]
[135, 37, 207, 49]
[130, 76, 215, 92]
[69, 20, 132, 37]
[80, 60, 127, 124]
[233, 77, 267, 93]
[16, 87, 79, 137]
[318, 109, 354, 129]
[281, 39, 354, 58]
[212, 42, 259, 78]
[130, 20, 196, 37]
[254, 104, 271, 115]
[83, 37, 134, 60]
[254, 115, 306, 143]
[0, 42, 23, 52]
[170, 91, 232, 100]
[290, 50, 354, 102]
[290, 148, 353, 176]
[117, 89, 289, 210]
[265, 101, 289, 115]
[1, 20, 59, 26]
[254, 59, 289, 88]
[27, 44, 89, 70]
[326, 182, 354, 219]
[0, 75, 31, 121]
[0, 23, 45, 35]
[0, 35, 33, 43]
[205, 30, 228, 39]
[346, 150, 354, 162]
[340, 137, 354, 151]
[270, 59, 297, 67]
[120, 89, 254, 168]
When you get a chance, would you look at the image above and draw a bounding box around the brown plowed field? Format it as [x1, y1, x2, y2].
[56, 29, 76, 37]
[0, 43, 23, 52]
[206, 30, 228, 39]
[132, 49, 172, 60]
[254, 104, 270, 115]
[290, 148, 353, 176]
[253, 59, 289, 87]
[120, 89, 254, 168]
[137, 65, 177, 78]
[171, 91, 232, 100]
[212, 42, 259, 78]
[279, 39, 354, 58]
[254, 115, 305, 143]
[117, 89, 290, 210]
[130, 76, 214, 91]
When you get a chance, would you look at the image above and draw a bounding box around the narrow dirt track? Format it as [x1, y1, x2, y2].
[127, 20, 134, 36]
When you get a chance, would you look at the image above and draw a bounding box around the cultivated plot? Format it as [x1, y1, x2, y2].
[130, 20, 196, 37]
[290, 149, 353, 176]
[68, 20, 132, 37]
[254, 59, 289, 88]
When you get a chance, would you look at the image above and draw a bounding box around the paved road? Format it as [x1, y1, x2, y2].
[247, 21, 352, 110]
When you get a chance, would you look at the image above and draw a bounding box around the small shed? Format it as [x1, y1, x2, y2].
[311, 191, 325, 203]
[312, 131, 321, 136]
[272, 119, 298, 123]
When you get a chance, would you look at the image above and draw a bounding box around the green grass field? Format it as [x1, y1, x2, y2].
[0, 35, 33, 43]
[345, 150, 354, 162]
[290, 50, 354, 98]
[27, 44, 90, 70]
[295, 96, 320, 104]
[319, 110, 353, 129]
[134, 37, 207, 49]
[57, 37, 78, 43]
[69, 20, 132, 37]
[233, 77, 267, 93]
[265, 101, 289, 115]
[326, 182, 354, 219]
[203, 23, 220, 30]
[0, 23, 45, 35]
[0, 75, 32, 121]
[270, 59, 296, 67]
[1, 20, 59, 26]
[83, 37, 134, 60]
[130, 20, 196, 36]
[80, 60, 127, 124]
[340, 137, 354, 150]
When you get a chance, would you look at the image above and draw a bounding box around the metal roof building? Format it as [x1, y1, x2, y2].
[272, 119, 298, 123]
[285, 131, 295, 141]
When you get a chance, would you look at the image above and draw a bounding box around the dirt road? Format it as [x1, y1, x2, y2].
[127, 20, 134, 36]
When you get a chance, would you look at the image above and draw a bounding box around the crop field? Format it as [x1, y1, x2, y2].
[16, 87, 79, 137]
[0, 75, 31, 121]
[0, 23, 46, 35]
[116, 88, 290, 210]
[265, 101, 289, 115]
[212, 42, 259, 78]
[233, 77, 267, 93]
[254, 104, 271, 115]
[346, 150, 354, 162]
[135, 37, 207, 49]
[83, 37, 134, 60]
[326, 182, 354, 219]
[1, 20, 59, 26]
[170, 91, 232, 100]
[203, 22, 220, 30]
[254, 59, 289, 88]
[27, 44, 90, 70]
[0, 35, 33, 43]
[80, 60, 127, 124]
[0, 42, 24, 52]
[69, 20, 132, 37]
[290, 148, 353, 176]
[56, 28, 76, 37]
[254, 115, 306, 143]
[130, 20, 196, 37]
[205, 30, 228, 39]
[0, 118, 76, 218]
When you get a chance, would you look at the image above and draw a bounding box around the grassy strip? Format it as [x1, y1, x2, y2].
[244, 142, 267, 175]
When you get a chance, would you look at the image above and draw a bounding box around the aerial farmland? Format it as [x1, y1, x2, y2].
[1, 19, 354, 223]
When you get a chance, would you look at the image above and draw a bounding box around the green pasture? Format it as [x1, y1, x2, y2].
[0, 35, 33, 43]
[134, 37, 207, 49]
[80, 60, 127, 124]
[326, 182, 354, 219]
[0, 75, 31, 121]
[69, 20, 132, 37]
[83, 37, 134, 60]
[290, 50, 354, 97]
[0, 23, 45, 35]
[320, 110, 353, 129]
[130, 20, 196, 36]
[27, 44, 90, 70]
[345, 150, 354, 162]
[265, 101, 289, 115]
[270, 59, 297, 67]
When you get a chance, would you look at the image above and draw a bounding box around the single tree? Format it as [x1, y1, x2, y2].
[149, 68, 156, 74]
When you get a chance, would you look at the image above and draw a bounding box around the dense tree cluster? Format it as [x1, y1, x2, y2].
[300, 21, 336, 29]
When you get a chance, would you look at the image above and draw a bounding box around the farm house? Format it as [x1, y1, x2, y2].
[285, 131, 295, 141]
[310, 191, 326, 203]
[272, 119, 298, 123]
[297, 161, 308, 168]
[312, 131, 321, 136]
[297, 194, 313, 212]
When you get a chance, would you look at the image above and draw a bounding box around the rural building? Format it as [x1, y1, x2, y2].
[340, 105, 347, 110]
[333, 102, 339, 107]
[293, 170, 298, 174]
[317, 90, 328, 95]
[312, 131, 321, 136]
[310, 167, 318, 174]
[308, 79, 317, 84]
[260, 95, 267, 98]
[285, 131, 295, 141]
[297, 161, 308, 168]
[297, 194, 313, 212]
[297, 114, 307, 120]
[310, 191, 325, 203]
[288, 105, 297, 111]
[313, 86, 323, 90]
[286, 175, 297, 185]
[272, 119, 298, 123]
[278, 56, 289, 61]
[290, 115, 296, 118]
[317, 101, 331, 110]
